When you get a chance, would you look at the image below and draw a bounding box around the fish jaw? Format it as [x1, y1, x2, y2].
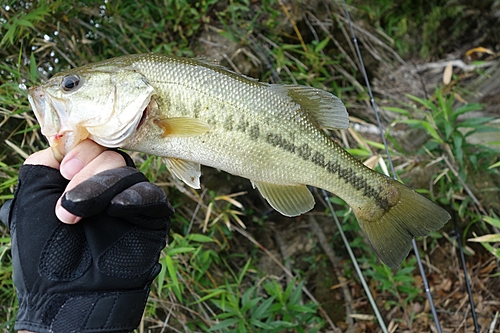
[28, 86, 89, 161]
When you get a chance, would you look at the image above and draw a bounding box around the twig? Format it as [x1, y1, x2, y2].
[277, 0, 308, 55]
[186, 188, 207, 235]
[335, 9, 406, 65]
[489, 311, 499, 333]
[5, 139, 29, 159]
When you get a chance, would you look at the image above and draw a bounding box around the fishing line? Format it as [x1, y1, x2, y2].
[411, 40, 480, 333]
[340, 1, 443, 331]
[452, 205, 480, 333]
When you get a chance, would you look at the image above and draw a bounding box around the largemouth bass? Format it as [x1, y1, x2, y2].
[27, 53, 450, 267]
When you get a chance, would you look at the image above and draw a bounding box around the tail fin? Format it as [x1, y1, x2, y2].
[356, 181, 451, 268]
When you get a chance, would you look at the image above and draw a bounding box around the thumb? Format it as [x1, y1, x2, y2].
[61, 167, 148, 218]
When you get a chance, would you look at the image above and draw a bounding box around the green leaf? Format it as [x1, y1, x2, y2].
[453, 103, 483, 117]
[346, 148, 372, 157]
[385, 106, 410, 116]
[209, 318, 240, 331]
[0, 23, 17, 46]
[15, 19, 35, 28]
[288, 281, 304, 305]
[236, 259, 252, 285]
[364, 139, 387, 150]
[189, 289, 225, 305]
[488, 161, 500, 169]
[314, 37, 330, 53]
[406, 94, 438, 112]
[396, 266, 414, 275]
[451, 132, 464, 166]
[287, 304, 317, 313]
[29, 53, 38, 82]
[421, 122, 444, 143]
[165, 255, 182, 301]
[483, 216, 500, 229]
[249, 318, 275, 329]
[251, 296, 275, 319]
[399, 118, 425, 128]
[165, 247, 195, 256]
[477, 242, 500, 260]
[186, 234, 215, 243]
[270, 320, 297, 328]
[156, 257, 167, 297]
[458, 117, 495, 128]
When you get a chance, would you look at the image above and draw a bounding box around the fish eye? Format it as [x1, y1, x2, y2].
[61, 75, 81, 92]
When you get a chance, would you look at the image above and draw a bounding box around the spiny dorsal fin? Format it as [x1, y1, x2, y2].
[252, 181, 315, 217]
[154, 117, 211, 138]
[164, 157, 201, 189]
[270, 85, 349, 130]
[193, 58, 259, 82]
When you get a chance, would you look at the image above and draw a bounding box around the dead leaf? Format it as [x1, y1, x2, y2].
[443, 61, 453, 84]
[465, 46, 495, 57]
[454, 92, 467, 104]
[439, 277, 452, 292]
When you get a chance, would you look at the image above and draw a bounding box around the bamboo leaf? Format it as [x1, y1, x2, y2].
[468, 234, 500, 243]
[165, 255, 182, 301]
[483, 216, 500, 229]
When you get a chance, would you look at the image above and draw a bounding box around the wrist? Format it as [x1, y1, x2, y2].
[15, 289, 150, 333]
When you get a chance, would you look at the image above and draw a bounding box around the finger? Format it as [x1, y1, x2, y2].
[61, 167, 147, 218]
[108, 182, 174, 224]
[56, 150, 128, 224]
[24, 147, 61, 169]
[60, 140, 108, 180]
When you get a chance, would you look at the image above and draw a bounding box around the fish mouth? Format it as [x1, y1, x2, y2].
[28, 86, 88, 161]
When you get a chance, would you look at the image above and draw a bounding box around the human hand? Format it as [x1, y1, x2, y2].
[24, 140, 131, 223]
[0, 140, 173, 333]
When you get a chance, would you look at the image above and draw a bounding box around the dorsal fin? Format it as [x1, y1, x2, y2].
[270, 85, 349, 130]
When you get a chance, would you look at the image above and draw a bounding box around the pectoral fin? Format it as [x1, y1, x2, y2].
[155, 117, 211, 137]
[252, 181, 315, 217]
[164, 157, 201, 189]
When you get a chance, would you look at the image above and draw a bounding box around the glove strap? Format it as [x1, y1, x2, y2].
[15, 289, 149, 333]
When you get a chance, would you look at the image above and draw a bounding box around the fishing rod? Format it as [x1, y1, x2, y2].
[340, 1, 483, 332]
[339, 1, 442, 330]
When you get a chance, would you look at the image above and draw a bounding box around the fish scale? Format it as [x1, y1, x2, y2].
[27, 53, 450, 267]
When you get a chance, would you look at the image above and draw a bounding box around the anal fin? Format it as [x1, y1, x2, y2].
[252, 181, 315, 217]
[164, 157, 201, 189]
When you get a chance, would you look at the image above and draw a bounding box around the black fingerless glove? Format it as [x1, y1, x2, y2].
[0, 163, 173, 333]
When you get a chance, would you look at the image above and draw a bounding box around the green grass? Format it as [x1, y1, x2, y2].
[1, 0, 499, 332]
